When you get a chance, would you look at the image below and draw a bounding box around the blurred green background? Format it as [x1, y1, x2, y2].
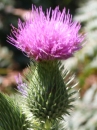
[0, 0, 97, 129]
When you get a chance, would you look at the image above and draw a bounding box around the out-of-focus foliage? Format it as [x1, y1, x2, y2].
[31, 0, 72, 10]
[0, 0, 15, 36]
[66, 83, 97, 130]
[37, 83, 97, 130]
[0, 46, 14, 92]
[65, 0, 97, 129]
[0, 46, 13, 69]
[65, 0, 97, 97]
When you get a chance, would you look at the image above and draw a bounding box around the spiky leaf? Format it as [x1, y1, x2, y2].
[0, 93, 31, 130]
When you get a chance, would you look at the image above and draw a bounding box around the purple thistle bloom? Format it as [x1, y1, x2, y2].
[15, 74, 28, 97]
[7, 5, 84, 61]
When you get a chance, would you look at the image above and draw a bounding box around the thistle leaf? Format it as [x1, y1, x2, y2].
[0, 93, 31, 130]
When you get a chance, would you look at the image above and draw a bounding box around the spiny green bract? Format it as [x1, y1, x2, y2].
[0, 93, 31, 130]
[26, 60, 76, 125]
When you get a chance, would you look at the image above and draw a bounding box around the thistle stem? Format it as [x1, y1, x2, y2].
[44, 120, 52, 130]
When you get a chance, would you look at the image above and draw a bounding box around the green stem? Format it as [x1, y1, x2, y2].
[44, 119, 52, 130]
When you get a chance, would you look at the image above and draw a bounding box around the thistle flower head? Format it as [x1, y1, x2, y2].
[15, 74, 28, 96]
[7, 5, 84, 61]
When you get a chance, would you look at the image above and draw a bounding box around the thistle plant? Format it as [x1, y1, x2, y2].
[0, 5, 84, 130]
